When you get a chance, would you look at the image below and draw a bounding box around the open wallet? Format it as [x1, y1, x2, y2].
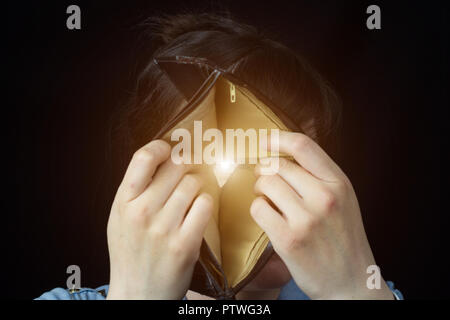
[152, 56, 300, 299]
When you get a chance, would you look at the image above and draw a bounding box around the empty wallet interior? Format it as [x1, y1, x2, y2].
[161, 76, 289, 288]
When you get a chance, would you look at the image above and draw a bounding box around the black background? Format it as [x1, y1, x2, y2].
[4, 0, 449, 299]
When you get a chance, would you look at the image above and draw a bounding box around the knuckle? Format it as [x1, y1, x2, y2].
[171, 175, 202, 202]
[291, 215, 317, 235]
[133, 148, 156, 164]
[250, 197, 266, 216]
[133, 140, 170, 164]
[166, 159, 189, 178]
[280, 217, 318, 253]
[335, 177, 351, 194]
[280, 231, 303, 253]
[174, 161, 188, 173]
[167, 239, 185, 257]
[171, 188, 187, 203]
[277, 157, 292, 171]
[169, 237, 199, 265]
[182, 174, 202, 191]
[128, 206, 150, 225]
[318, 187, 338, 213]
[303, 215, 318, 232]
[256, 174, 277, 190]
[291, 134, 312, 153]
[148, 139, 170, 155]
[196, 193, 214, 211]
[149, 224, 169, 240]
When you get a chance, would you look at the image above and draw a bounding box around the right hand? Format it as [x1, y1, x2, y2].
[106, 140, 213, 300]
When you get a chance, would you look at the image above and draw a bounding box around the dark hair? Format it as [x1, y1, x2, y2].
[112, 12, 341, 164]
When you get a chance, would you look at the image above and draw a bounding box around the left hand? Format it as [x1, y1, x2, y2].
[251, 131, 394, 299]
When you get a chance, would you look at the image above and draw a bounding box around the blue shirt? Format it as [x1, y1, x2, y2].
[35, 279, 403, 300]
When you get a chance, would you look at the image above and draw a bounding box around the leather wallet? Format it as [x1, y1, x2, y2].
[152, 56, 298, 299]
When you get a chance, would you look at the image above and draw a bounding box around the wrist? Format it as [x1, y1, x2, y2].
[106, 283, 153, 300]
[320, 278, 395, 300]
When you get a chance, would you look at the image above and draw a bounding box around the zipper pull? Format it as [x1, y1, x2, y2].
[229, 83, 236, 103]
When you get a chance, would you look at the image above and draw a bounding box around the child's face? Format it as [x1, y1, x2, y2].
[243, 253, 292, 290]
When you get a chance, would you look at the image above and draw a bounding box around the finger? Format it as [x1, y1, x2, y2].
[250, 197, 287, 243]
[180, 193, 213, 248]
[119, 140, 171, 202]
[262, 131, 344, 182]
[160, 174, 203, 228]
[254, 174, 308, 222]
[256, 157, 320, 200]
[136, 158, 189, 212]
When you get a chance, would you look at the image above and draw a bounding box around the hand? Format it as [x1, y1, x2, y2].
[250, 131, 394, 299]
[106, 140, 213, 300]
